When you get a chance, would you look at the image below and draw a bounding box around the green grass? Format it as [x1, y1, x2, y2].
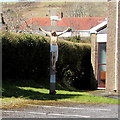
[17, 87, 120, 104]
[2, 83, 119, 109]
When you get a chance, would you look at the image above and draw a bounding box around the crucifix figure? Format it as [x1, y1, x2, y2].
[39, 27, 72, 94]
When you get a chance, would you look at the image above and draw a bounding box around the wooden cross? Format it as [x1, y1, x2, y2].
[39, 27, 72, 94]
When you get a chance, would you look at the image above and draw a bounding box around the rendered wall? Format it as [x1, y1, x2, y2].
[106, 1, 119, 91]
[91, 33, 98, 80]
[118, 1, 120, 91]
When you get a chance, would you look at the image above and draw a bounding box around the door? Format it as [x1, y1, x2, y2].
[98, 42, 106, 88]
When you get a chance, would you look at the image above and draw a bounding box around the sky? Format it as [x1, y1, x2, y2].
[0, 0, 17, 2]
[0, 0, 18, 2]
[0, 0, 109, 2]
[0, 0, 36, 2]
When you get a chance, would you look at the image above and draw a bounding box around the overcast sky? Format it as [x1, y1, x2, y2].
[0, 0, 109, 2]
[0, 0, 18, 2]
[0, 0, 35, 2]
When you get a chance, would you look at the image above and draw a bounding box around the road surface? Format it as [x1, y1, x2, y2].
[2, 103, 119, 118]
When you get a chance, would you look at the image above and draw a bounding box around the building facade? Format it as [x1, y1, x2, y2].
[91, 0, 120, 92]
[20, 16, 106, 37]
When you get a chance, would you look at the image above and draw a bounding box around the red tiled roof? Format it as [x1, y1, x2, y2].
[57, 17, 106, 30]
[27, 17, 51, 26]
[21, 17, 106, 30]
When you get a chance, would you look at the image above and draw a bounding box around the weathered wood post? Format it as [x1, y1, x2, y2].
[49, 42, 58, 95]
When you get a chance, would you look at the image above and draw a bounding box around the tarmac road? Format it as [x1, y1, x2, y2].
[2, 103, 119, 118]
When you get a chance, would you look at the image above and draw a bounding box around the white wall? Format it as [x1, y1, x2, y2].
[56, 32, 72, 37]
[97, 34, 107, 42]
[80, 31, 90, 37]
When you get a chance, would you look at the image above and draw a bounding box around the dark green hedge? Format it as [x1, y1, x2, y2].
[2, 32, 96, 90]
[2, 32, 50, 81]
[65, 36, 91, 43]
[57, 41, 96, 90]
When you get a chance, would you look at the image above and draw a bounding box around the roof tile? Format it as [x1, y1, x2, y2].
[22, 17, 106, 30]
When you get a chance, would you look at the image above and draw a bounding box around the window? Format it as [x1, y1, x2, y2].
[98, 42, 106, 87]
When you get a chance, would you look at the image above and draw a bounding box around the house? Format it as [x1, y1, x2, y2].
[90, 21, 107, 89]
[20, 16, 106, 37]
[90, 0, 120, 92]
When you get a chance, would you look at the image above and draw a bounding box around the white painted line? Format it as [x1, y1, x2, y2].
[3, 111, 46, 115]
[3, 110, 90, 118]
[28, 105, 111, 111]
[3, 111, 19, 113]
[28, 112, 46, 115]
[48, 113, 90, 118]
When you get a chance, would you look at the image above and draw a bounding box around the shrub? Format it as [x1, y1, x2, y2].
[2, 32, 50, 81]
[2, 32, 96, 90]
[65, 35, 81, 43]
[57, 40, 95, 90]
[65, 36, 91, 43]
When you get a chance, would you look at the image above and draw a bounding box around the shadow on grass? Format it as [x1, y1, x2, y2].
[2, 83, 84, 101]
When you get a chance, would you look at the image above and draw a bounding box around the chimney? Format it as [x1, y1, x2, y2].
[59, 12, 63, 19]
[50, 12, 63, 27]
[60, 12, 63, 19]
[50, 16, 58, 26]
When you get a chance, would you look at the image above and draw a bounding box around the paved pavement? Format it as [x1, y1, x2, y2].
[2, 103, 119, 118]
[90, 90, 120, 99]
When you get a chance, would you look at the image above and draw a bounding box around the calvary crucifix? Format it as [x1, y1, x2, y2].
[39, 27, 72, 94]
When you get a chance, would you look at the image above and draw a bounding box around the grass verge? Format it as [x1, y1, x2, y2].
[1, 85, 119, 110]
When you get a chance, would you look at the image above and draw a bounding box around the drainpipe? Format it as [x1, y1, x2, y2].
[114, 0, 119, 92]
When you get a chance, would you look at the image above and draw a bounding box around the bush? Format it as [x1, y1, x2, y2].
[65, 36, 91, 43]
[57, 40, 95, 90]
[65, 35, 81, 43]
[2, 32, 50, 81]
[2, 32, 96, 90]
